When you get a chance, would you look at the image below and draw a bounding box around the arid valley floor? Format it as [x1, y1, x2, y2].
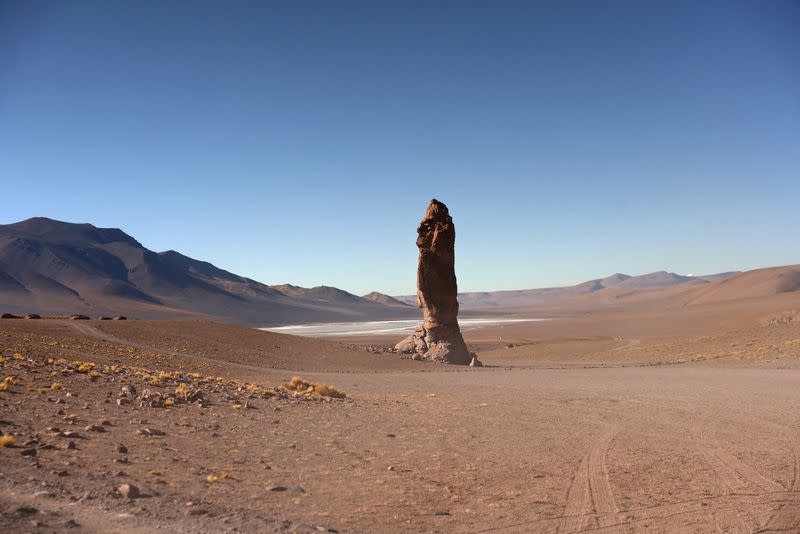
[2, 292, 800, 533]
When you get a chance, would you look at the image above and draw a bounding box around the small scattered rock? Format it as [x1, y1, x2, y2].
[117, 444, 128, 454]
[137, 428, 165, 436]
[267, 486, 287, 492]
[66, 441, 77, 450]
[20, 448, 37, 457]
[117, 483, 140, 499]
[84, 424, 105, 433]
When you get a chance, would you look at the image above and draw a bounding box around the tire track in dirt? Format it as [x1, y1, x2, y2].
[475, 492, 800, 533]
[696, 414, 798, 533]
[576, 493, 800, 534]
[698, 420, 765, 532]
[558, 426, 620, 533]
[760, 430, 800, 533]
[559, 453, 592, 533]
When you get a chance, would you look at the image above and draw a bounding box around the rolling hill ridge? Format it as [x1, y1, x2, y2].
[0, 217, 417, 325]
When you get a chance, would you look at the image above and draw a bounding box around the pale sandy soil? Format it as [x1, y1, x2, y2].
[2, 306, 800, 533]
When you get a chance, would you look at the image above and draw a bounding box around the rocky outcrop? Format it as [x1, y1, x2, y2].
[395, 199, 479, 365]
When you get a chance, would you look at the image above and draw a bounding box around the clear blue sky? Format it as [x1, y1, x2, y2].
[1, 1, 798, 295]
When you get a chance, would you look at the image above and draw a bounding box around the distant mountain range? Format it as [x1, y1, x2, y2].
[395, 270, 742, 308]
[0, 217, 417, 326]
[2, 217, 797, 325]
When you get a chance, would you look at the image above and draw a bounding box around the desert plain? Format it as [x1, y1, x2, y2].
[2, 266, 800, 533]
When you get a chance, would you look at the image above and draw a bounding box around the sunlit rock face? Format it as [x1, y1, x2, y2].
[395, 199, 476, 365]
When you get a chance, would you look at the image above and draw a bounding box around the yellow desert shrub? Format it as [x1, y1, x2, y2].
[0, 435, 14, 447]
[76, 362, 95, 373]
[283, 376, 346, 398]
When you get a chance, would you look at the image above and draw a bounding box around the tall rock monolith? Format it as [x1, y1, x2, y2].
[395, 199, 478, 365]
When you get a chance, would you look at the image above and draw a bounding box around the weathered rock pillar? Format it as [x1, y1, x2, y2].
[395, 199, 479, 365]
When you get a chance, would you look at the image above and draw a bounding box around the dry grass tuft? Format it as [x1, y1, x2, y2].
[0, 435, 14, 447]
[282, 376, 346, 399]
[76, 362, 95, 373]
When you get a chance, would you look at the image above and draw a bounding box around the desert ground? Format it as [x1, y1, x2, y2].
[2, 293, 800, 533]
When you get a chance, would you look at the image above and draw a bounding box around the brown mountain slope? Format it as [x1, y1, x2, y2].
[0, 217, 416, 326]
[508, 265, 800, 317]
[397, 271, 737, 309]
[686, 265, 800, 306]
[361, 292, 412, 307]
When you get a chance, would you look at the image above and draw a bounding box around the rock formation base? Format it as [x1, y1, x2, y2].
[395, 324, 479, 365]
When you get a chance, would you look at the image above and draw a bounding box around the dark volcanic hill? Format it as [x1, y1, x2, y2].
[0, 217, 417, 326]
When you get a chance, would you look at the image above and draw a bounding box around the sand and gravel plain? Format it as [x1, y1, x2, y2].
[2, 303, 800, 533]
